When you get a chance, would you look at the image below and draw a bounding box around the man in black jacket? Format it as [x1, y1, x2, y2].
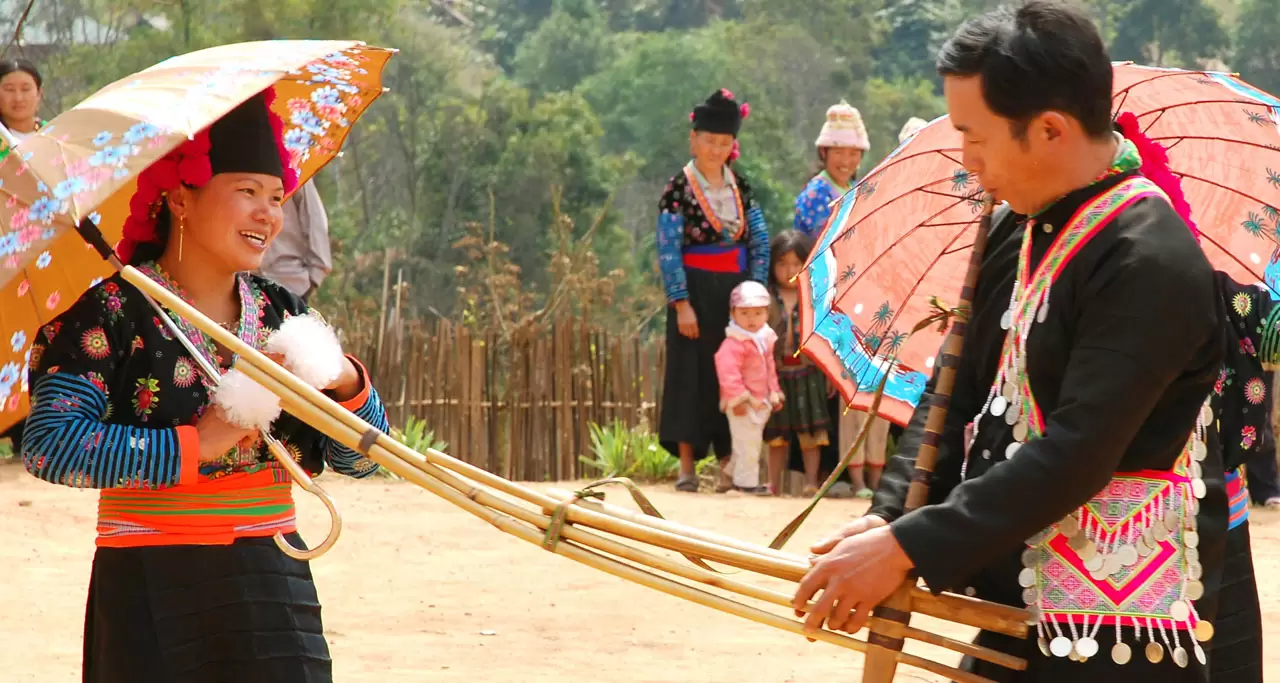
[792, 3, 1226, 681]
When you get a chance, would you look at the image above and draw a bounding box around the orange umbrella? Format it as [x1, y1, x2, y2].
[0, 40, 394, 435]
[801, 62, 1280, 426]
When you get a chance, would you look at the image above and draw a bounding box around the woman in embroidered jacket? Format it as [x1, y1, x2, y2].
[22, 92, 388, 683]
[793, 100, 868, 239]
[1111, 112, 1269, 683]
[657, 89, 770, 492]
[793, 101, 893, 497]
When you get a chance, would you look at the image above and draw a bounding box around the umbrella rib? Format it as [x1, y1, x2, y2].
[1125, 99, 1267, 131]
[1148, 135, 1280, 155]
[814, 194, 973, 309]
[1195, 229, 1278, 297]
[1112, 71, 1201, 109]
[804, 195, 973, 355]
[827, 217, 974, 393]
[1177, 171, 1279, 210]
[811, 172, 971, 263]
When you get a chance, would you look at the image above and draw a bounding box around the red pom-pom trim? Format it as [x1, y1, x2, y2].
[1115, 111, 1198, 240]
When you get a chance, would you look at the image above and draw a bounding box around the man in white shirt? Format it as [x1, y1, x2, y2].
[258, 180, 332, 303]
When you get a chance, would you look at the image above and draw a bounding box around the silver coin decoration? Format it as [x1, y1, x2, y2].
[991, 396, 1008, 417]
[1050, 636, 1073, 658]
[1112, 642, 1132, 665]
[1076, 637, 1099, 659]
[1173, 646, 1189, 668]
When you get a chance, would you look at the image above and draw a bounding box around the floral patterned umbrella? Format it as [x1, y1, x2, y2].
[800, 62, 1280, 426]
[0, 40, 394, 435]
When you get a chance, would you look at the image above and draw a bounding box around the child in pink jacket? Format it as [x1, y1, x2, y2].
[714, 280, 784, 494]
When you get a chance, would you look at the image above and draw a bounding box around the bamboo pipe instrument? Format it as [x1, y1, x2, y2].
[118, 263, 1032, 680]
[236, 353, 1010, 683]
[545, 489, 1030, 639]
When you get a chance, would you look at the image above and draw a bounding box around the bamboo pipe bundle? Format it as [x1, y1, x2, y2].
[118, 265, 1034, 683]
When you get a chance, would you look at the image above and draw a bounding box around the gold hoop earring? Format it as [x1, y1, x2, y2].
[178, 215, 185, 262]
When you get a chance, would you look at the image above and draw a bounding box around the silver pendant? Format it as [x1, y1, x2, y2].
[1076, 636, 1099, 659]
[1006, 442, 1022, 459]
[1059, 515, 1080, 537]
[1135, 537, 1153, 557]
[1005, 400, 1021, 425]
[1173, 646, 1189, 668]
[1002, 382, 1017, 401]
[1112, 642, 1132, 665]
[1000, 309, 1014, 330]
[1164, 510, 1179, 532]
[1200, 403, 1213, 424]
[1186, 547, 1200, 564]
[1188, 562, 1203, 581]
[1084, 554, 1105, 572]
[1145, 641, 1165, 664]
[1068, 533, 1090, 551]
[1103, 554, 1124, 578]
[1115, 544, 1138, 567]
[1050, 636, 1073, 658]
[1153, 524, 1169, 542]
[1039, 637, 1052, 657]
[1186, 579, 1205, 601]
[1192, 478, 1207, 499]
[1018, 567, 1037, 588]
[1171, 600, 1191, 622]
[991, 396, 1008, 417]
[1022, 548, 1039, 566]
[1077, 541, 1098, 562]
[1022, 587, 1039, 605]
[1194, 642, 1207, 665]
[1185, 530, 1200, 549]
[1036, 299, 1049, 323]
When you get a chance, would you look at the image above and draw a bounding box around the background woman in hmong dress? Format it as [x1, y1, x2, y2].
[22, 91, 389, 683]
[1114, 113, 1266, 683]
[657, 89, 769, 492]
[1199, 272, 1273, 683]
[791, 100, 891, 497]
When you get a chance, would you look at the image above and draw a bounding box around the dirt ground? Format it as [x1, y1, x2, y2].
[2, 459, 1278, 683]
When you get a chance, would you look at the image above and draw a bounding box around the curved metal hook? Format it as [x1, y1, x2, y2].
[265, 434, 343, 561]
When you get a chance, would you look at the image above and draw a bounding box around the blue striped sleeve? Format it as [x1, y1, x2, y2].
[321, 371, 388, 479]
[23, 373, 192, 489]
[657, 211, 688, 303]
[746, 203, 770, 284]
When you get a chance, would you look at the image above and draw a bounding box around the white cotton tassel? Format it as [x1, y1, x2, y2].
[265, 312, 345, 389]
[212, 368, 282, 431]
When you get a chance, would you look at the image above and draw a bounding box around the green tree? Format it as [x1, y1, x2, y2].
[1111, 0, 1230, 67]
[511, 4, 617, 95]
[1234, 0, 1280, 95]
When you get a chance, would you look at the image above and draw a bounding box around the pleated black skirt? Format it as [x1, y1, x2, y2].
[83, 533, 331, 683]
[1207, 522, 1263, 683]
[658, 266, 745, 461]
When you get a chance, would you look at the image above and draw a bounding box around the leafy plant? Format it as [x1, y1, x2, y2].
[580, 420, 679, 481]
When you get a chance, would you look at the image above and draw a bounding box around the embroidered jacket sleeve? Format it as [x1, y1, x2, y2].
[657, 179, 689, 304]
[745, 195, 770, 284]
[890, 200, 1223, 591]
[22, 289, 200, 490]
[793, 177, 833, 238]
[322, 354, 388, 478]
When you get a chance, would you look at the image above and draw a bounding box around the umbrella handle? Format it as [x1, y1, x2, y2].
[263, 433, 343, 561]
